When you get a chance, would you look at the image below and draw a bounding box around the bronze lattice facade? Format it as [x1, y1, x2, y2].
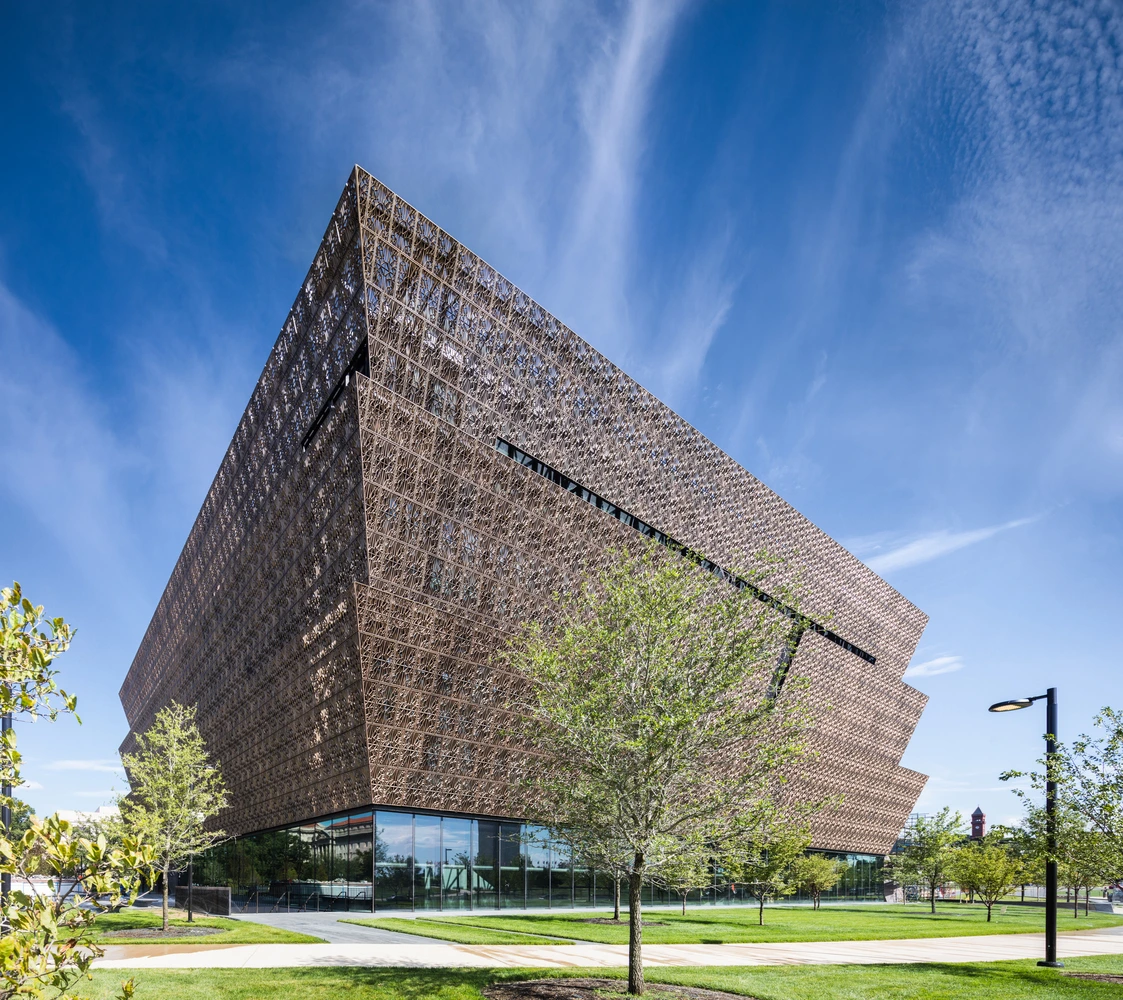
[120, 166, 928, 856]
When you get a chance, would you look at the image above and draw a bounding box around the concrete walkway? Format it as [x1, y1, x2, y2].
[95, 924, 1123, 970]
[228, 911, 423, 944]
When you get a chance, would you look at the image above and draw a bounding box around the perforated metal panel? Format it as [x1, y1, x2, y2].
[120, 166, 928, 853]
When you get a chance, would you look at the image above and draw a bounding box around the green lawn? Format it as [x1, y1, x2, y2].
[391, 903, 1123, 945]
[91, 909, 324, 945]
[340, 917, 574, 945]
[85, 956, 1123, 999]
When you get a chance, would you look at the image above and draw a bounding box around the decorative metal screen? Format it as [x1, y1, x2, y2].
[121, 167, 929, 853]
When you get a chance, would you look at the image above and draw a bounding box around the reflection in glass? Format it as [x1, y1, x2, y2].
[499, 823, 525, 908]
[525, 825, 550, 908]
[375, 811, 413, 909]
[549, 840, 573, 907]
[474, 820, 498, 909]
[415, 815, 442, 909]
[442, 818, 472, 910]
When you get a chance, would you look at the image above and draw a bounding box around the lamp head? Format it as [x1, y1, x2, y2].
[989, 698, 1033, 713]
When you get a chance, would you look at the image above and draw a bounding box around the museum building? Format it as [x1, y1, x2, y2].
[120, 166, 929, 911]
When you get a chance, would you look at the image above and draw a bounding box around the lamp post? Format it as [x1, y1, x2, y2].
[989, 687, 1062, 968]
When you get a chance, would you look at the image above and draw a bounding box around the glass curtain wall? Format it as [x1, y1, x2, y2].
[197, 809, 888, 912]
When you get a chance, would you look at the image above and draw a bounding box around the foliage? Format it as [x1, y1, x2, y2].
[1019, 804, 1122, 916]
[948, 838, 1023, 921]
[508, 546, 812, 993]
[1003, 710, 1123, 911]
[884, 808, 964, 913]
[7, 800, 33, 841]
[791, 852, 848, 909]
[0, 582, 154, 1000]
[723, 818, 810, 924]
[119, 702, 228, 931]
[649, 841, 713, 916]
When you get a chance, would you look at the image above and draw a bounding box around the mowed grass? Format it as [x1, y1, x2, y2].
[340, 916, 573, 945]
[84, 955, 1123, 1000]
[91, 909, 324, 945]
[397, 903, 1123, 945]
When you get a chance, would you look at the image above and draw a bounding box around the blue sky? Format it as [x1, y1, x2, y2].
[2, 0, 1120, 830]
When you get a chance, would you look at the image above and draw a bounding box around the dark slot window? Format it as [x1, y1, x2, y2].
[495, 438, 875, 665]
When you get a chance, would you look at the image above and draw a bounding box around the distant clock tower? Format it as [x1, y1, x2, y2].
[971, 806, 986, 840]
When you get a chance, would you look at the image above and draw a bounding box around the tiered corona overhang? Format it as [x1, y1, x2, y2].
[120, 166, 928, 854]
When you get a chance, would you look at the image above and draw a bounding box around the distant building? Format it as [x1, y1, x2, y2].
[55, 804, 119, 827]
[971, 806, 986, 839]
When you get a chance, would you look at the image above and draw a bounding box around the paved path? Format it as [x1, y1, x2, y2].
[96, 925, 1123, 970]
[228, 911, 422, 944]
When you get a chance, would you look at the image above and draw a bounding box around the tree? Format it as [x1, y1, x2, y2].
[1020, 802, 1121, 917]
[791, 852, 847, 909]
[1002, 707, 1123, 898]
[0, 582, 153, 1000]
[650, 839, 713, 916]
[119, 702, 228, 931]
[948, 839, 1023, 921]
[7, 799, 33, 840]
[509, 546, 811, 994]
[1060, 709, 1123, 853]
[884, 808, 964, 913]
[561, 831, 631, 921]
[725, 819, 809, 925]
[1060, 828, 1117, 917]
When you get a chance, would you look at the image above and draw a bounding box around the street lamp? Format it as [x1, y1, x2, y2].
[988, 686, 1062, 968]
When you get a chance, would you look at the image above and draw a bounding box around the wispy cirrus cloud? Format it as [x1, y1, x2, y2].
[904, 655, 966, 679]
[214, 0, 730, 402]
[852, 516, 1037, 574]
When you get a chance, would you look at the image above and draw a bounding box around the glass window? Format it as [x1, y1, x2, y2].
[415, 815, 442, 910]
[474, 820, 499, 909]
[375, 811, 414, 909]
[550, 839, 573, 907]
[342, 812, 374, 910]
[442, 818, 472, 910]
[499, 823, 524, 908]
[525, 825, 550, 908]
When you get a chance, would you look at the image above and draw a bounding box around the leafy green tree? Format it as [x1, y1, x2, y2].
[791, 852, 847, 909]
[119, 702, 228, 931]
[7, 799, 33, 840]
[560, 831, 631, 921]
[650, 839, 713, 916]
[1020, 803, 1121, 916]
[0, 582, 153, 1000]
[725, 819, 810, 925]
[509, 546, 811, 994]
[885, 808, 964, 913]
[1062, 709, 1123, 852]
[948, 838, 1023, 921]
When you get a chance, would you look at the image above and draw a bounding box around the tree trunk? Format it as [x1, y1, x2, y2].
[1074, 890, 1078, 918]
[985, 902, 992, 922]
[1021, 884, 1025, 903]
[758, 892, 765, 926]
[930, 881, 936, 914]
[613, 877, 620, 921]
[1085, 889, 1089, 916]
[681, 892, 686, 916]
[162, 863, 170, 932]
[628, 854, 644, 995]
